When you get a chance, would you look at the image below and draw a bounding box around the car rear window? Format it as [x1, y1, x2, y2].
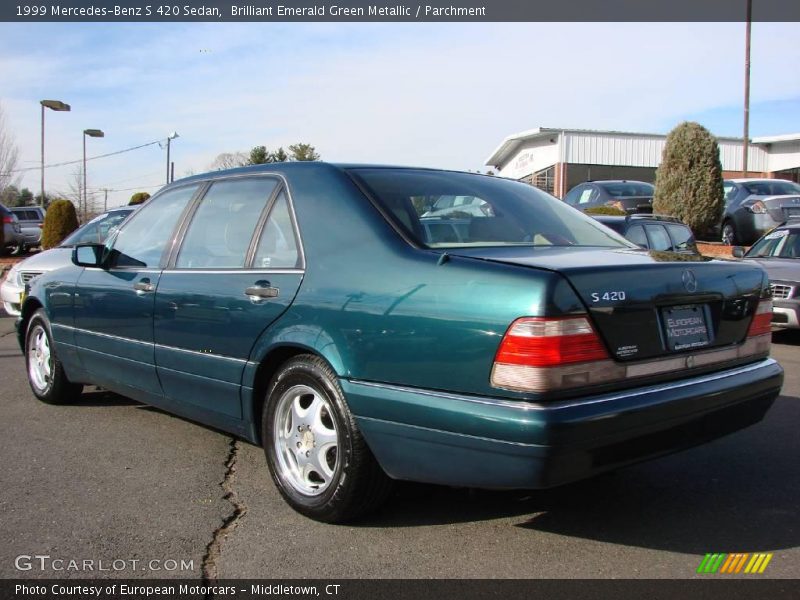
[743, 180, 800, 196]
[349, 169, 633, 249]
[17, 210, 41, 220]
[598, 182, 654, 197]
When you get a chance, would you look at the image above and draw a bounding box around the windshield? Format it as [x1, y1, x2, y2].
[60, 210, 133, 246]
[743, 180, 800, 196]
[746, 228, 800, 259]
[349, 169, 634, 249]
[598, 182, 654, 197]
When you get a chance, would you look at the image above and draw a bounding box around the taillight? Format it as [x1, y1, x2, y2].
[2, 216, 14, 224]
[491, 316, 619, 393]
[747, 300, 773, 337]
[495, 317, 608, 366]
[748, 200, 767, 214]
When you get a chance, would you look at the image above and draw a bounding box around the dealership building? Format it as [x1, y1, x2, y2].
[485, 127, 800, 198]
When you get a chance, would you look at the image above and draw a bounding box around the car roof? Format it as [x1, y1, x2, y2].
[726, 178, 796, 184]
[591, 180, 653, 185]
[173, 161, 495, 187]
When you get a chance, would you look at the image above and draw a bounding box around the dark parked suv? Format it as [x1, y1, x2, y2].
[591, 215, 699, 254]
[564, 180, 654, 214]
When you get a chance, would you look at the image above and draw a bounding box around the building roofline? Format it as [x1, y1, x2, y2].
[484, 126, 794, 168]
[752, 133, 800, 144]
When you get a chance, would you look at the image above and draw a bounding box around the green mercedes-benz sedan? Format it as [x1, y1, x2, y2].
[17, 163, 783, 522]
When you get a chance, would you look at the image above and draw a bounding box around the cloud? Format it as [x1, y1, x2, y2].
[1, 22, 798, 207]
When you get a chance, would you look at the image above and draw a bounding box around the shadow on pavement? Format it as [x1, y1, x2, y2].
[358, 397, 800, 554]
[772, 329, 800, 346]
[72, 388, 141, 407]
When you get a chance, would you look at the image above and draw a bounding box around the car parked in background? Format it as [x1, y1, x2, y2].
[735, 219, 800, 329]
[563, 180, 654, 214]
[720, 178, 800, 245]
[9, 206, 46, 252]
[1, 207, 134, 316]
[1, 203, 24, 255]
[591, 214, 699, 255]
[16, 163, 782, 522]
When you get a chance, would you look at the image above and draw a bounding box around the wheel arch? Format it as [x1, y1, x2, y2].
[17, 297, 44, 351]
[246, 342, 344, 446]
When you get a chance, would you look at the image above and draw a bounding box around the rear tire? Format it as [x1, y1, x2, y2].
[721, 221, 738, 245]
[25, 309, 83, 404]
[262, 354, 392, 522]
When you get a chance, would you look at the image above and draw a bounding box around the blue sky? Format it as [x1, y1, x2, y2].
[1, 22, 799, 208]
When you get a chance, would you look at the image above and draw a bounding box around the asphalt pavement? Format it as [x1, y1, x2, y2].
[1, 314, 798, 579]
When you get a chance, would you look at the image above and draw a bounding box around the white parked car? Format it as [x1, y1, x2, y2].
[1, 207, 134, 316]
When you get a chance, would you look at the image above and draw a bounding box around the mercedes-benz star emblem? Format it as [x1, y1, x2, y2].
[682, 269, 698, 293]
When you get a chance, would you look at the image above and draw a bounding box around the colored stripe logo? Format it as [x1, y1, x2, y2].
[697, 553, 773, 574]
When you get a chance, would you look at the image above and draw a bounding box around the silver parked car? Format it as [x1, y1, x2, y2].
[1, 207, 134, 316]
[735, 219, 800, 328]
[720, 178, 800, 245]
[9, 206, 46, 251]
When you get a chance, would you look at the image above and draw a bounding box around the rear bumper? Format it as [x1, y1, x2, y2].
[343, 358, 783, 489]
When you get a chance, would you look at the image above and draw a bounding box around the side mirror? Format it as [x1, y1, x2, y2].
[732, 246, 745, 258]
[72, 244, 106, 268]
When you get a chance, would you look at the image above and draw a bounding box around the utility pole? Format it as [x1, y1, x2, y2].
[104, 188, 108, 212]
[742, 0, 752, 177]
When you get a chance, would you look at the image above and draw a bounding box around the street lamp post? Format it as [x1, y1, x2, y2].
[743, 0, 752, 177]
[166, 131, 179, 184]
[83, 129, 104, 219]
[40, 100, 71, 208]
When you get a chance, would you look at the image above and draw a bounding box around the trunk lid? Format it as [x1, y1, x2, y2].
[760, 195, 800, 222]
[449, 246, 766, 362]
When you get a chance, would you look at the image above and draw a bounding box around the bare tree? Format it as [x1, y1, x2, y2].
[56, 166, 87, 221]
[0, 102, 20, 191]
[209, 152, 248, 171]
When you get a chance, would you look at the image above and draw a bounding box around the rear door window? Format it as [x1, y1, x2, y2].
[644, 224, 672, 251]
[626, 225, 648, 248]
[253, 190, 301, 269]
[177, 178, 278, 269]
[665, 223, 695, 252]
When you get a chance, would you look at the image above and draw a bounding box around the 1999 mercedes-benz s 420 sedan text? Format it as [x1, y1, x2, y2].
[17, 163, 783, 522]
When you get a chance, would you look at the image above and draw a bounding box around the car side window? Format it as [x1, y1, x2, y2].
[666, 224, 694, 252]
[563, 186, 583, 206]
[644, 224, 672, 251]
[253, 190, 301, 269]
[626, 225, 648, 248]
[108, 185, 198, 269]
[578, 187, 595, 205]
[177, 178, 278, 269]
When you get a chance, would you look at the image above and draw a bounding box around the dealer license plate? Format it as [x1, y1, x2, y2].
[662, 304, 710, 351]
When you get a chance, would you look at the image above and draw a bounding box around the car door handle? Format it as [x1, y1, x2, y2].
[245, 284, 279, 301]
[133, 280, 155, 295]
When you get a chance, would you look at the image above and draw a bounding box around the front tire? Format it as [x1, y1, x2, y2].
[262, 354, 392, 522]
[25, 309, 83, 404]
